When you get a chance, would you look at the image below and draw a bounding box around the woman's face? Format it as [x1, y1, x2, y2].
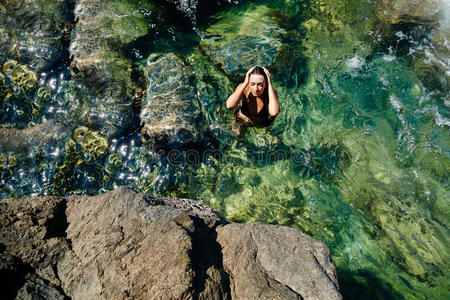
[249, 74, 266, 97]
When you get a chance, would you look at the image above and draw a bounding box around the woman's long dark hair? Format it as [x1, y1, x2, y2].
[249, 66, 269, 97]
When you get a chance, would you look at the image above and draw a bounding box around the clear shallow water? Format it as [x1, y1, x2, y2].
[1, 0, 449, 298]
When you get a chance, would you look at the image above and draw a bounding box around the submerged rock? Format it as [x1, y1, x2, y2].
[377, 0, 442, 24]
[70, 0, 152, 89]
[0, 187, 342, 299]
[199, 4, 304, 84]
[0, 0, 71, 70]
[140, 53, 205, 148]
[374, 0, 449, 94]
[0, 119, 66, 154]
[50, 126, 110, 195]
[68, 0, 241, 137]
[70, 0, 155, 136]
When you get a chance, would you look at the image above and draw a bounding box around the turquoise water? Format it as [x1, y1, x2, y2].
[1, 0, 449, 298]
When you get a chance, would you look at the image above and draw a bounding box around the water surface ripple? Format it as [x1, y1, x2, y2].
[0, 0, 449, 298]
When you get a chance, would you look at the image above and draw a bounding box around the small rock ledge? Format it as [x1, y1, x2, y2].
[0, 187, 342, 299]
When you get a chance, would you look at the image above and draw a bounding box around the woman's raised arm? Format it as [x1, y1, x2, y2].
[263, 67, 279, 116]
[226, 83, 246, 109]
[226, 67, 255, 109]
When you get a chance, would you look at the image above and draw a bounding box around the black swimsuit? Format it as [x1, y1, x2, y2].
[239, 93, 275, 126]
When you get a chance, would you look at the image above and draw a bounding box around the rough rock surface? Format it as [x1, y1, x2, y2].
[0, 187, 342, 299]
[217, 223, 341, 300]
[141, 53, 205, 148]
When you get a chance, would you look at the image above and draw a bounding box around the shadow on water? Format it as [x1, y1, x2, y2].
[124, 0, 243, 61]
[337, 268, 406, 300]
[123, 4, 199, 61]
[239, 137, 351, 182]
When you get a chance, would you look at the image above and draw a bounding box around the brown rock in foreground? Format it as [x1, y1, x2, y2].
[0, 187, 342, 299]
[217, 223, 341, 300]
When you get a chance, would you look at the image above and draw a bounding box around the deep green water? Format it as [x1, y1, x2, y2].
[1, 0, 449, 298]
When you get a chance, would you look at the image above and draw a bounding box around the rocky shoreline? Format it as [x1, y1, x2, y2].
[0, 187, 342, 299]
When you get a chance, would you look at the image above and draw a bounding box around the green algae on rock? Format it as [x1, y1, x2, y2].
[335, 127, 449, 299]
[299, 0, 382, 71]
[0, 60, 41, 128]
[51, 126, 110, 195]
[1, 60, 38, 98]
[295, 50, 449, 298]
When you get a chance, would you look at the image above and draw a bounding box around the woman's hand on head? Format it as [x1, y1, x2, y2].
[244, 66, 256, 85]
[262, 67, 272, 83]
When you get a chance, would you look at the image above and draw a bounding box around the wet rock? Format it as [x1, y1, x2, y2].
[411, 27, 450, 94]
[0, 120, 66, 154]
[0, 0, 71, 70]
[1, 187, 342, 299]
[141, 53, 205, 148]
[377, 0, 442, 24]
[70, 0, 155, 136]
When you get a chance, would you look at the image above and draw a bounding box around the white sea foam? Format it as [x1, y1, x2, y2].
[395, 31, 408, 40]
[346, 55, 365, 70]
[382, 55, 396, 62]
[422, 104, 450, 127]
[435, 110, 450, 126]
[389, 94, 402, 112]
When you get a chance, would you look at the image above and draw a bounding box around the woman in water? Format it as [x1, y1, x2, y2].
[226, 66, 279, 136]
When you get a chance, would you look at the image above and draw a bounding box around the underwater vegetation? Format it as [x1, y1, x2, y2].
[0, 0, 449, 298]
